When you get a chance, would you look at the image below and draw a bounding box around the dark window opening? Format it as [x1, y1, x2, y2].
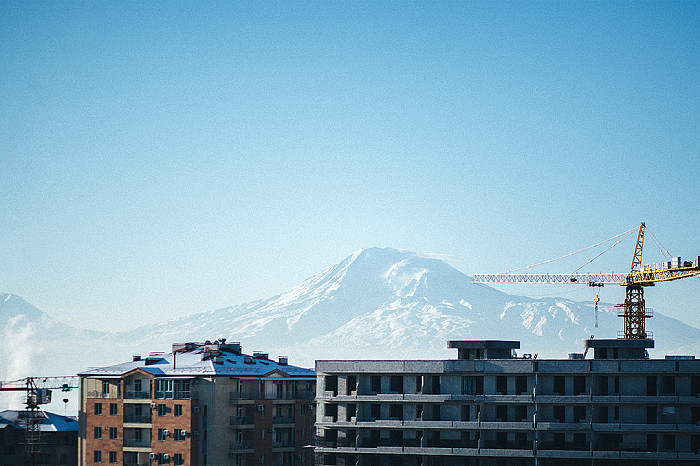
[515, 376, 527, 395]
[573, 376, 586, 395]
[370, 376, 381, 394]
[496, 405, 507, 422]
[389, 376, 403, 394]
[554, 376, 565, 395]
[496, 376, 507, 395]
[554, 406, 565, 423]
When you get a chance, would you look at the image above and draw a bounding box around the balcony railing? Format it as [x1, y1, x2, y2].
[272, 416, 295, 424]
[123, 439, 152, 448]
[87, 391, 115, 399]
[272, 440, 295, 448]
[229, 390, 315, 401]
[124, 391, 152, 399]
[123, 414, 152, 424]
[154, 390, 191, 400]
[229, 441, 254, 450]
[229, 416, 254, 425]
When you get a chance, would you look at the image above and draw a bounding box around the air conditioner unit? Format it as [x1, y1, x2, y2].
[163, 429, 170, 436]
[257, 405, 264, 412]
[163, 454, 170, 460]
[151, 402, 157, 409]
[193, 406, 200, 413]
[181, 430, 188, 436]
[149, 453, 157, 459]
[268, 427, 274, 432]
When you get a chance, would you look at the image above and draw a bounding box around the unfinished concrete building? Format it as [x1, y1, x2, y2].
[315, 339, 700, 465]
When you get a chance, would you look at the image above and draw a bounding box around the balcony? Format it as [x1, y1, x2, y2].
[87, 391, 115, 399]
[229, 441, 254, 450]
[273, 416, 295, 425]
[230, 391, 258, 401]
[272, 440, 295, 448]
[154, 390, 191, 400]
[124, 391, 152, 400]
[123, 439, 151, 448]
[229, 416, 254, 426]
[123, 414, 152, 424]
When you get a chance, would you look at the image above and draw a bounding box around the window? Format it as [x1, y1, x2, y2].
[346, 375, 357, 395]
[573, 406, 586, 423]
[157, 453, 167, 465]
[389, 375, 403, 394]
[94, 426, 102, 439]
[554, 376, 565, 395]
[94, 403, 102, 415]
[173, 454, 184, 465]
[174, 429, 185, 441]
[158, 429, 167, 441]
[515, 376, 527, 395]
[108, 451, 117, 463]
[158, 404, 167, 416]
[573, 376, 586, 395]
[109, 427, 117, 439]
[155, 379, 174, 399]
[134, 429, 143, 442]
[134, 379, 142, 393]
[663, 376, 676, 394]
[102, 381, 110, 398]
[94, 450, 102, 463]
[347, 403, 356, 421]
[496, 405, 507, 421]
[370, 376, 381, 394]
[496, 376, 508, 395]
[389, 404, 403, 420]
[462, 376, 484, 395]
[175, 404, 183, 417]
[109, 403, 117, 415]
[554, 406, 565, 423]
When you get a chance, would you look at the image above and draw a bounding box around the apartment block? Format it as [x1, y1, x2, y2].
[0, 410, 78, 465]
[79, 339, 316, 466]
[315, 339, 700, 466]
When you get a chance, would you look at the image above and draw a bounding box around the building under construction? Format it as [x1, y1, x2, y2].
[315, 339, 700, 465]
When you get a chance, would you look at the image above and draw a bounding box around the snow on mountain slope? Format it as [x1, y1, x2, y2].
[113, 247, 700, 367]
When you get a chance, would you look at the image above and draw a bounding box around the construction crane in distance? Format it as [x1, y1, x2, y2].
[0, 376, 78, 465]
[472, 223, 700, 339]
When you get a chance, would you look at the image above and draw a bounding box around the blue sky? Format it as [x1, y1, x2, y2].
[1, 1, 699, 331]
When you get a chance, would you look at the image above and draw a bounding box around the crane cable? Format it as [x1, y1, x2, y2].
[502, 225, 638, 274]
[570, 229, 636, 274]
[647, 229, 673, 259]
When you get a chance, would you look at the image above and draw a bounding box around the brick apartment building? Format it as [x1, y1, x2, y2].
[315, 339, 700, 465]
[78, 339, 315, 466]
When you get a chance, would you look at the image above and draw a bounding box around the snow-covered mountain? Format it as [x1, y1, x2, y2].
[3, 247, 699, 409]
[113, 247, 700, 367]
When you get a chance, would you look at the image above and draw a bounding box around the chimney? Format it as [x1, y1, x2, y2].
[278, 356, 288, 366]
[132, 355, 141, 362]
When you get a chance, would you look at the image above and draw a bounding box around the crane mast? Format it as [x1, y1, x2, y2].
[472, 223, 700, 340]
[0, 376, 78, 465]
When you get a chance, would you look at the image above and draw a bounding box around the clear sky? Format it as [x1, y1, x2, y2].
[1, 1, 699, 332]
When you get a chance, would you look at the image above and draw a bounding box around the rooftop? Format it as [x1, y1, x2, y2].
[0, 410, 78, 432]
[79, 339, 315, 379]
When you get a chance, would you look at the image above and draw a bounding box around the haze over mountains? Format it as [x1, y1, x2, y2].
[2, 247, 699, 409]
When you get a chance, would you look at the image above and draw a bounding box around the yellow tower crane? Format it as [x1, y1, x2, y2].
[472, 223, 700, 339]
